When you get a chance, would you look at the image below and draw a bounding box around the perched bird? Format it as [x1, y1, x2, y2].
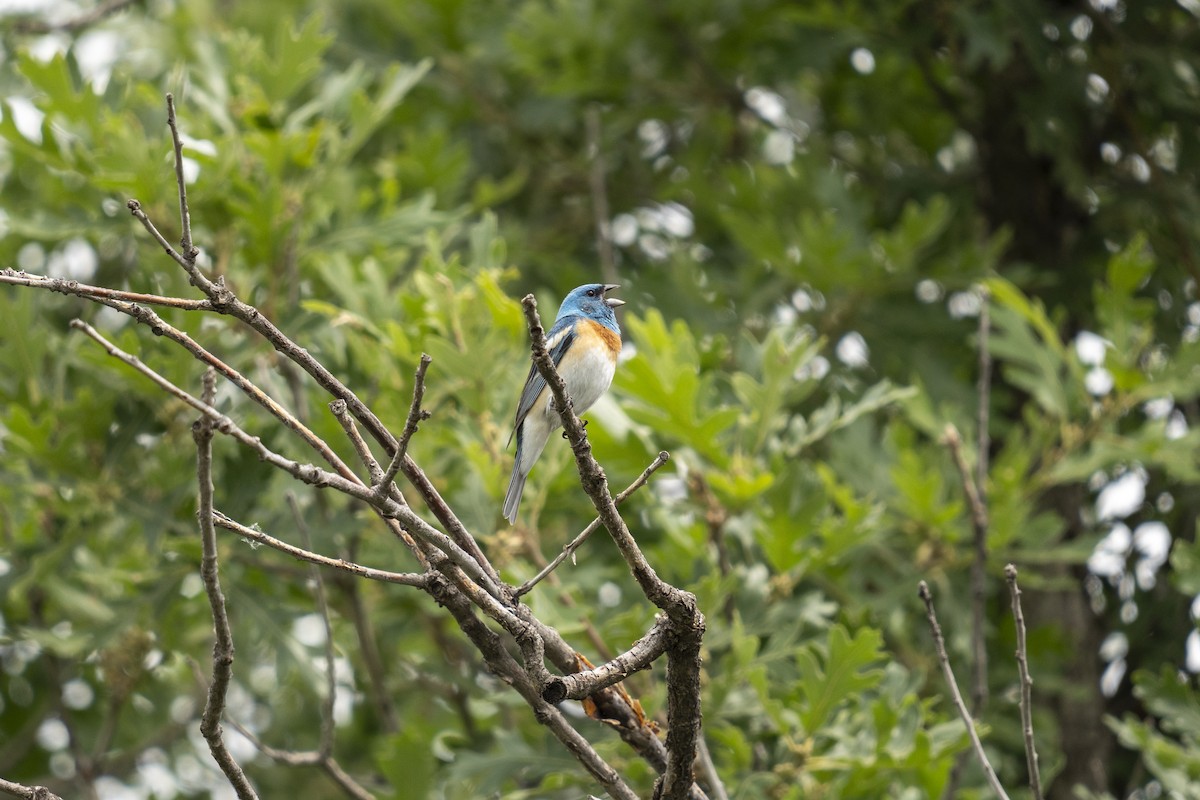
[504, 283, 625, 523]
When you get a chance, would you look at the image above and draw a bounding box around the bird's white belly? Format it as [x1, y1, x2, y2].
[547, 346, 616, 422]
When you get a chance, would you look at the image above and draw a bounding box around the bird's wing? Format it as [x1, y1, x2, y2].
[508, 317, 578, 448]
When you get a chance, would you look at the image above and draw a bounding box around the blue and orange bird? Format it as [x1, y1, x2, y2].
[503, 283, 625, 523]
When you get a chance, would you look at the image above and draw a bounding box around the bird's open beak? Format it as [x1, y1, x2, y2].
[602, 284, 625, 308]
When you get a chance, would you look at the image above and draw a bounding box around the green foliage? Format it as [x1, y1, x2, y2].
[2, 0, 1200, 798]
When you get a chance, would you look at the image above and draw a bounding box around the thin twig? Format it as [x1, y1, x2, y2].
[130, 93, 499, 595]
[542, 616, 671, 703]
[976, 291, 991, 521]
[427, 576, 640, 800]
[224, 720, 374, 800]
[70, 319, 496, 592]
[943, 423, 989, 712]
[194, 368, 259, 800]
[0, 777, 65, 800]
[166, 94, 197, 264]
[9, 0, 137, 33]
[374, 354, 432, 500]
[975, 290, 992, 710]
[212, 511, 426, 586]
[329, 400, 386, 485]
[287, 493, 338, 759]
[1005, 565, 1043, 800]
[338, 540, 400, 733]
[918, 582, 1010, 800]
[695, 737, 730, 800]
[95, 296, 361, 485]
[515, 451, 670, 597]
[0, 269, 211, 309]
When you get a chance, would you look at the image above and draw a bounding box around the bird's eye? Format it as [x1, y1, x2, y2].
[586, 289, 596, 297]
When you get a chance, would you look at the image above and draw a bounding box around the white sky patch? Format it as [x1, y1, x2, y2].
[1188, 630, 1200, 673]
[136, 760, 178, 800]
[1086, 73, 1110, 104]
[795, 354, 830, 382]
[182, 157, 201, 185]
[598, 581, 622, 608]
[1075, 330, 1110, 365]
[744, 87, 788, 127]
[291, 613, 327, 647]
[1170, 410, 1194, 440]
[915, 279, 943, 304]
[47, 238, 98, 281]
[611, 213, 638, 246]
[92, 777, 139, 800]
[1126, 154, 1151, 183]
[36, 717, 70, 751]
[1100, 655, 1126, 697]
[1096, 471, 1146, 520]
[62, 679, 94, 710]
[947, 291, 982, 318]
[1100, 631, 1129, 662]
[28, 31, 68, 62]
[835, 331, 869, 368]
[75, 28, 120, 92]
[1143, 397, 1173, 419]
[180, 572, 203, 598]
[637, 119, 669, 159]
[763, 129, 795, 165]
[637, 232, 669, 261]
[850, 47, 876, 75]
[657, 202, 694, 238]
[1085, 366, 1114, 396]
[7, 97, 45, 143]
[1088, 522, 1131, 578]
[1133, 522, 1172, 589]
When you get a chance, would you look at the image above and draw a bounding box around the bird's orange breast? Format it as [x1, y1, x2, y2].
[583, 319, 622, 360]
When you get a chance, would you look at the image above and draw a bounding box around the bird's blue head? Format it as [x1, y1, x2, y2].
[555, 283, 624, 333]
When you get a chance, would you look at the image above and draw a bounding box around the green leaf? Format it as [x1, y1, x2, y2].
[796, 625, 886, 733]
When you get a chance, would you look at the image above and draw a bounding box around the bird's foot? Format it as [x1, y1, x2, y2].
[561, 419, 588, 439]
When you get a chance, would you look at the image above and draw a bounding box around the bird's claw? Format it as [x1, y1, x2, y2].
[561, 419, 588, 439]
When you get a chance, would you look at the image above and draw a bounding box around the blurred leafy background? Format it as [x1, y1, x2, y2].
[2, 0, 1200, 798]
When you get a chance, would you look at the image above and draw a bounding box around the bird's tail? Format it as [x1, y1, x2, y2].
[503, 462, 526, 524]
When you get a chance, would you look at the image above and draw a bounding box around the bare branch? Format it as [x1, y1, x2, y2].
[225, 720, 375, 800]
[126, 155, 497, 588]
[1005, 565, 1043, 800]
[95, 297, 361, 485]
[126, 199, 212, 289]
[0, 269, 211, 310]
[0, 777, 65, 800]
[194, 368, 259, 800]
[918, 582, 1010, 800]
[516, 450, 670, 597]
[375, 354, 432, 500]
[166, 94, 197, 263]
[212, 511, 426, 586]
[427, 576, 640, 800]
[70, 319, 495, 592]
[943, 423, 989, 713]
[288, 493, 338, 759]
[519, 295, 705, 800]
[542, 615, 670, 703]
[695, 738, 729, 800]
[9, 0, 137, 34]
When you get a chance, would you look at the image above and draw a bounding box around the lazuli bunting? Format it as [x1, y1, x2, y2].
[504, 283, 625, 523]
